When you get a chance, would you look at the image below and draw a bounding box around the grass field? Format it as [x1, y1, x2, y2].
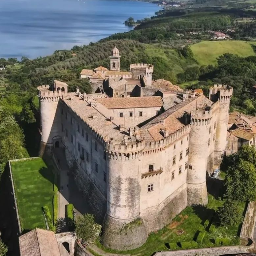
[96, 195, 244, 256]
[191, 40, 256, 66]
[11, 158, 57, 231]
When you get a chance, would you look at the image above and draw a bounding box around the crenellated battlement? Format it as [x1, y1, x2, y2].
[130, 63, 154, 72]
[106, 125, 190, 159]
[191, 108, 212, 125]
[209, 84, 233, 103]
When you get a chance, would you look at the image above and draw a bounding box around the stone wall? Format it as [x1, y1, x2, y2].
[154, 245, 254, 256]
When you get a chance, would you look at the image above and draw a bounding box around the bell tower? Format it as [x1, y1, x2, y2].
[110, 46, 120, 71]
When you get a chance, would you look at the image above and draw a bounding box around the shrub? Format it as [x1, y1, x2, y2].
[66, 204, 74, 231]
[42, 206, 54, 231]
[209, 224, 216, 233]
[181, 241, 198, 249]
[215, 237, 221, 246]
[221, 238, 231, 246]
[168, 243, 179, 250]
[204, 220, 209, 228]
[196, 231, 206, 244]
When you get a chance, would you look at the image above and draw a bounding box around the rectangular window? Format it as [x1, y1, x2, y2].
[186, 148, 189, 156]
[189, 165, 192, 170]
[148, 184, 153, 192]
[78, 142, 81, 152]
[86, 133, 88, 142]
[181, 140, 183, 145]
[95, 162, 98, 173]
[209, 127, 211, 134]
[130, 112, 133, 117]
[180, 152, 183, 160]
[95, 141, 98, 151]
[104, 172, 106, 182]
[174, 144, 176, 149]
[208, 139, 210, 146]
[86, 152, 89, 162]
[65, 129, 68, 138]
[139, 111, 143, 117]
[71, 135, 74, 144]
[149, 165, 154, 172]
[104, 151, 107, 160]
[173, 156, 176, 165]
[185, 162, 188, 170]
[120, 112, 123, 117]
[172, 172, 175, 180]
[179, 166, 182, 174]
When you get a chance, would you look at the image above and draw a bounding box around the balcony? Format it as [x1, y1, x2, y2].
[141, 168, 163, 179]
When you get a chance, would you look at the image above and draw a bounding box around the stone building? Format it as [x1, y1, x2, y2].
[38, 48, 233, 250]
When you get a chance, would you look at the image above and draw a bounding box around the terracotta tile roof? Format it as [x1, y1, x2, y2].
[97, 96, 163, 109]
[80, 69, 94, 76]
[91, 73, 105, 79]
[19, 229, 61, 256]
[231, 129, 255, 141]
[94, 66, 108, 71]
[152, 79, 183, 92]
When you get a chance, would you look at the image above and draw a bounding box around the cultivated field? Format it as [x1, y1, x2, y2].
[191, 40, 256, 66]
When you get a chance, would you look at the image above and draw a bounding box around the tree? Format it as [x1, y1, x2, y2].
[20, 104, 36, 124]
[224, 147, 256, 202]
[0, 239, 7, 256]
[218, 200, 243, 226]
[75, 214, 101, 244]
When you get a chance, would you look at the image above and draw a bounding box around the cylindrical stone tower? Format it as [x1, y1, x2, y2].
[209, 85, 233, 164]
[187, 108, 212, 205]
[102, 147, 147, 250]
[38, 81, 68, 155]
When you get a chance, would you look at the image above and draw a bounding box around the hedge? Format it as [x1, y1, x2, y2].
[168, 242, 180, 250]
[196, 231, 206, 244]
[180, 241, 198, 249]
[66, 204, 74, 231]
[42, 206, 54, 231]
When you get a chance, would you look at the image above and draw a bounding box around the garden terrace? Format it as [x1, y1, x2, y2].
[10, 158, 57, 231]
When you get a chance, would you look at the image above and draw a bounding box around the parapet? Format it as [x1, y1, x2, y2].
[191, 107, 212, 125]
[209, 84, 233, 102]
[130, 63, 154, 72]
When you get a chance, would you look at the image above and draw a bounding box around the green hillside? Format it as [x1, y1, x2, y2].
[190, 40, 256, 66]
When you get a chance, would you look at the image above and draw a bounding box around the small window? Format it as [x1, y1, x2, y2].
[65, 129, 68, 138]
[208, 139, 210, 146]
[86, 152, 89, 162]
[95, 162, 98, 173]
[95, 141, 98, 151]
[181, 140, 183, 145]
[172, 172, 175, 180]
[120, 112, 123, 117]
[82, 129, 84, 137]
[104, 172, 106, 182]
[186, 148, 189, 156]
[209, 127, 211, 134]
[104, 151, 107, 160]
[179, 166, 182, 174]
[173, 156, 176, 165]
[174, 144, 176, 149]
[148, 184, 153, 192]
[139, 111, 143, 117]
[189, 165, 192, 170]
[86, 133, 88, 142]
[180, 152, 183, 160]
[78, 143, 81, 152]
[81, 148, 85, 161]
[130, 112, 133, 117]
[185, 162, 188, 170]
[71, 135, 74, 144]
[149, 165, 154, 172]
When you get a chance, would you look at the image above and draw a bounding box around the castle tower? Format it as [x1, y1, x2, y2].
[130, 64, 154, 87]
[38, 80, 68, 155]
[209, 84, 233, 164]
[102, 147, 147, 250]
[109, 46, 121, 71]
[187, 108, 212, 205]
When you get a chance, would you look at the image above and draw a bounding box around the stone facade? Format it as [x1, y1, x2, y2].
[38, 48, 233, 250]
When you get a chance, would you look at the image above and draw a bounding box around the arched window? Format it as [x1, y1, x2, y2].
[62, 242, 70, 253]
[112, 62, 116, 68]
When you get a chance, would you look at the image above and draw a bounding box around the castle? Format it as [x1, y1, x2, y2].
[38, 47, 233, 250]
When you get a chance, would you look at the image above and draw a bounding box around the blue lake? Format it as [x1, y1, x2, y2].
[0, 0, 160, 59]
